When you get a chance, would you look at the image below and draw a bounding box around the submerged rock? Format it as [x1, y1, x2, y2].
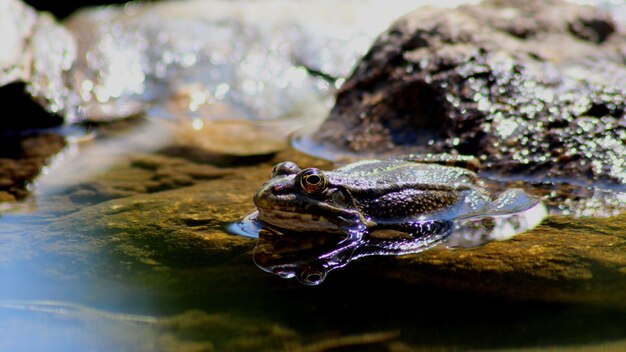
[24, 147, 624, 307]
[0, 133, 66, 201]
[254, 212, 626, 306]
[308, 0, 626, 186]
[356, 213, 626, 307]
[0, 305, 301, 352]
[30, 146, 623, 306]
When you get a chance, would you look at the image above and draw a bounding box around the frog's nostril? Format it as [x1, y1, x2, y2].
[272, 185, 285, 192]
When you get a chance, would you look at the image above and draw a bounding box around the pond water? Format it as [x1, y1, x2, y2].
[2, 0, 626, 351]
[1, 117, 625, 351]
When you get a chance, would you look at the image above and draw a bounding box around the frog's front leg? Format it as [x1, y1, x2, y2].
[395, 153, 481, 171]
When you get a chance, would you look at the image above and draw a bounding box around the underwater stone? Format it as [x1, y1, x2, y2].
[10, 147, 625, 306]
[354, 214, 626, 307]
[0, 133, 66, 201]
[311, 0, 626, 185]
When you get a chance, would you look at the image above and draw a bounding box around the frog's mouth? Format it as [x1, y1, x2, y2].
[255, 205, 369, 234]
[256, 208, 344, 233]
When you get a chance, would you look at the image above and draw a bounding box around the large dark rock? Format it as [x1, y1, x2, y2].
[312, 0, 626, 185]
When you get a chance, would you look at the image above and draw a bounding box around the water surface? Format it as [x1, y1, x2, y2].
[1, 118, 625, 351]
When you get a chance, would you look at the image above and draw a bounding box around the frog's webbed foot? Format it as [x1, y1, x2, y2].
[395, 153, 481, 171]
[490, 189, 544, 216]
[448, 189, 547, 247]
[485, 189, 547, 239]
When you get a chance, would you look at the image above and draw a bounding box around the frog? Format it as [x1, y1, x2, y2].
[252, 156, 545, 236]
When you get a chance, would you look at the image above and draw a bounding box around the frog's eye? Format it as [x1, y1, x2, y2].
[297, 265, 327, 285]
[271, 161, 301, 178]
[271, 164, 279, 178]
[297, 168, 328, 195]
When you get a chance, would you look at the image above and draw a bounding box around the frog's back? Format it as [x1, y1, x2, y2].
[328, 159, 490, 222]
[332, 159, 480, 191]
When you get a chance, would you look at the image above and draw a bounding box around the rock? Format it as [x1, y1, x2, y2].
[2, 145, 626, 349]
[27, 12, 78, 121]
[249, 169, 626, 306]
[1, 0, 419, 124]
[0, 304, 412, 352]
[0, 0, 77, 121]
[2, 131, 624, 309]
[344, 213, 626, 307]
[36, 160, 260, 277]
[0, 133, 66, 201]
[5, 148, 327, 285]
[0, 0, 37, 86]
[60, 153, 232, 205]
[310, 0, 626, 185]
[56, 147, 620, 307]
[0, 191, 16, 203]
[0, 306, 301, 352]
[57, 0, 418, 123]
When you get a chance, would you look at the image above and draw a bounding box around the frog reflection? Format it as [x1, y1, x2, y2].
[252, 221, 454, 285]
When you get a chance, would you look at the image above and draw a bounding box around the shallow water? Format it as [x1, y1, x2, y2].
[1, 118, 626, 351]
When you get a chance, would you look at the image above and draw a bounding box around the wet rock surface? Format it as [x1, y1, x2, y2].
[2, 138, 626, 350]
[18, 145, 625, 306]
[311, 0, 626, 185]
[349, 214, 626, 307]
[0, 133, 65, 201]
[0, 0, 76, 120]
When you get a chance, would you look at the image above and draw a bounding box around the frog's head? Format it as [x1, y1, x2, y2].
[253, 161, 369, 234]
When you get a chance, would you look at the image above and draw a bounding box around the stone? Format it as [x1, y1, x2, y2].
[0, 0, 419, 125]
[0, 0, 77, 120]
[31, 156, 262, 280]
[343, 213, 626, 307]
[0, 0, 37, 86]
[248, 165, 626, 306]
[0, 133, 66, 201]
[50, 147, 624, 307]
[2, 145, 626, 349]
[309, 0, 626, 185]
